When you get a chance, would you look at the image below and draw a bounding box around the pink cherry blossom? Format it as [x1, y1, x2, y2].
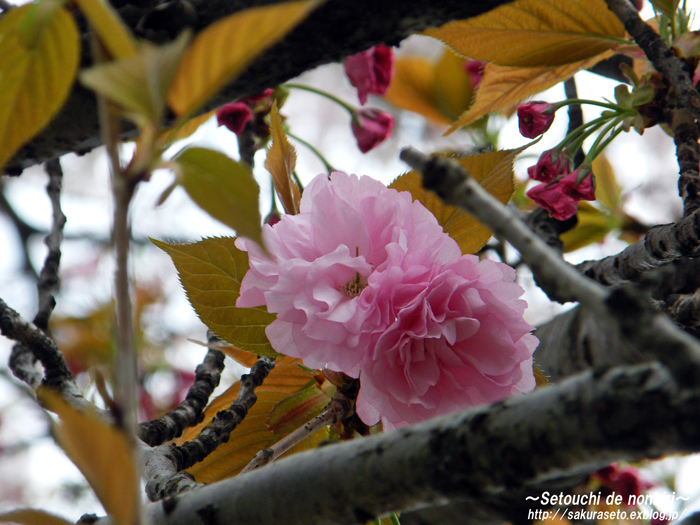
[236, 172, 460, 375]
[344, 44, 395, 105]
[517, 101, 556, 138]
[216, 102, 253, 135]
[526, 181, 578, 220]
[237, 172, 537, 429]
[351, 108, 394, 153]
[527, 150, 570, 183]
[356, 256, 538, 430]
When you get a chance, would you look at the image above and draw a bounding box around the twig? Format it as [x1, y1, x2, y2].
[241, 379, 358, 473]
[0, 183, 40, 278]
[138, 331, 226, 446]
[604, 0, 700, 215]
[564, 77, 586, 167]
[399, 147, 700, 387]
[34, 158, 66, 331]
[143, 356, 275, 501]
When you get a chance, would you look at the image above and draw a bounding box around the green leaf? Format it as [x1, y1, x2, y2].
[167, 0, 322, 117]
[152, 237, 278, 357]
[80, 31, 190, 126]
[38, 389, 139, 525]
[73, 0, 137, 59]
[390, 148, 522, 254]
[267, 383, 332, 435]
[0, 3, 80, 172]
[0, 509, 73, 525]
[173, 147, 264, 247]
[444, 53, 611, 134]
[423, 0, 626, 68]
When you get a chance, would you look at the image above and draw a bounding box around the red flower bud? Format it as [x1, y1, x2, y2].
[560, 166, 596, 201]
[344, 44, 395, 105]
[527, 150, 570, 182]
[351, 108, 394, 153]
[216, 102, 253, 135]
[526, 181, 578, 220]
[517, 101, 556, 138]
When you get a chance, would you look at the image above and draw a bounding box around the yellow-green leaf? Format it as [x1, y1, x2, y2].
[445, 53, 611, 134]
[591, 153, 622, 213]
[423, 0, 626, 68]
[168, 0, 322, 117]
[73, 0, 137, 59]
[0, 4, 79, 172]
[176, 356, 321, 482]
[80, 31, 190, 126]
[430, 48, 474, 122]
[561, 202, 617, 252]
[384, 56, 452, 126]
[38, 390, 139, 525]
[173, 147, 264, 247]
[152, 237, 278, 357]
[0, 509, 73, 525]
[265, 101, 300, 215]
[390, 148, 522, 254]
[267, 383, 331, 435]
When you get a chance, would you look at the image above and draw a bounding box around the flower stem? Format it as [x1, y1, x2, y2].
[288, 132, 336, 174]
[286, 83, 356, 115]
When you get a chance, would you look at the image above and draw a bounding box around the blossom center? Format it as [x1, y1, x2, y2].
[340, 272, 366, 298]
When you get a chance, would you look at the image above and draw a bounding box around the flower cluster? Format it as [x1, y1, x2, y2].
[236, 172, 537, 430]
[525, 150, 596, 221]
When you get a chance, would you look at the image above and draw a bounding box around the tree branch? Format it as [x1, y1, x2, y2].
[4, 0, 516, 174]
[604, 0, 700, 215]
[96, 361, 700, 525]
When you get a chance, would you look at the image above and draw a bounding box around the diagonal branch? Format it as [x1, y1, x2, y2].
[398, 147, 700, 387]
[138, 332, 226, 446]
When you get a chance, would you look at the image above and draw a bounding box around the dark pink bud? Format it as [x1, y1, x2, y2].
[344, 44, 395, 105]
[239, 88, 274, 106]
[463, 60, 486, 89]
[526, 181, 578, 220]
[527, 150, 569, 182]
[265, 209, 282, 226]
[517, 101, 556, 138]
[560, 166, 596, 201]
[216, 102, 253, 135]
[351, 108, 394, 153]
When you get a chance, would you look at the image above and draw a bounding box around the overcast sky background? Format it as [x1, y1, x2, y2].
[1, 1, 699, 519]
